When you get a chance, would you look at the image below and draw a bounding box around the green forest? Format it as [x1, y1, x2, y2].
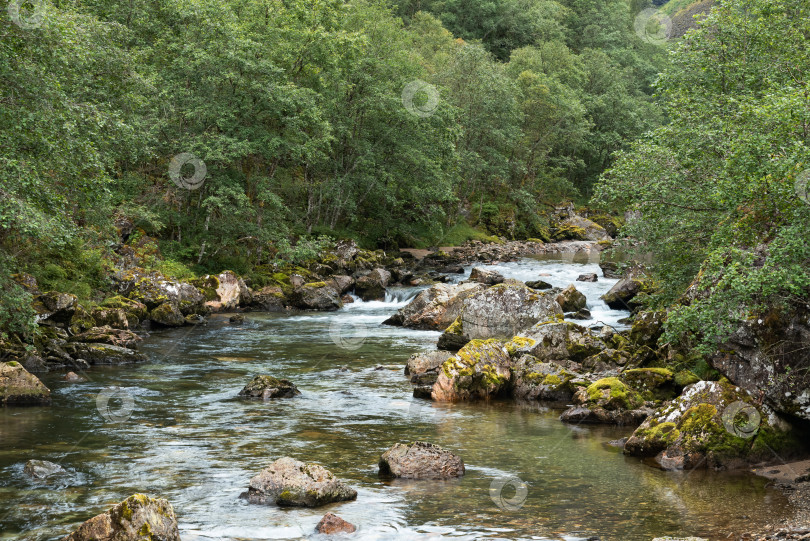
[1, 0, 669, 329]
[3, 0, 810, 539]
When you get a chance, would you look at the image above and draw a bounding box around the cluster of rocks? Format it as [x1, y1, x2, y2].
[60, 441, 463, 540]
[392, 274, 807, 471]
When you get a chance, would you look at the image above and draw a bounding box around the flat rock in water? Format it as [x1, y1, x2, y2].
[576, 273, 598, 282]
[24, 459, 64, 479]
[379, 441, 464, 479]
[316, 513, 356, 534]
[238, 375, 300, 399]
[242, 457, 357, 507]
[61, 493, 180, 541]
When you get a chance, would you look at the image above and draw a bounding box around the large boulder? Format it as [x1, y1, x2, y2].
[378, 441, 464, 479]
[61, 494, 180, 541]
[601, 267, 648, 310]
[384, 282, 485, 330]
[555, 285, 587, 313]
[624, 381, 804, 470]
[288, 282, 342, 310]
[405, 350, 453, 385]
[709, 305, 810, 422]
[33, 292, 77, 326]
[238, 375, 300, 399]
[458, 283, 563, 340]
[327, 275, 355, 295]
[354, 268, 392, 301]
[0, 361, 51, 406]
[242, 457, 357, 507]
[431, 339, 512, 401]
[468, 267, 504, 285]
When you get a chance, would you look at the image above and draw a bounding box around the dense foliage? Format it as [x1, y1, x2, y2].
[595, 0, 810, 351]
[0, 0, 666, 335]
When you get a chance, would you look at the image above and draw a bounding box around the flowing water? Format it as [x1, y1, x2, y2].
[0, 255, 793, 540]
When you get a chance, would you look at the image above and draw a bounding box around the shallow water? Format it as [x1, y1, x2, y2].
[0, 256, 792, 540]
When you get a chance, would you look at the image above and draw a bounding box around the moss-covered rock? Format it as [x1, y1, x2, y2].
[628, 311, 666, 348]
[61, 493, 180, 541]
[288, 282, 341, 311]
[624, 381, 805, 469]
[432, 339, 512, 401]
[0, 361, 51, 406]
[621, 367, 678, 401]
[555, 284, 587, 313]
[149, 302, 185, 327]
[32, 291, 77, 326]
[99, 296, 148, 327]
[601, 266, 651, 311]
[560, 376, 649, 425]
[511, 356, 588, 401]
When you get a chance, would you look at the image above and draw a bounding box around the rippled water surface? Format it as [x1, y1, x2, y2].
[0, 256, 792, 540]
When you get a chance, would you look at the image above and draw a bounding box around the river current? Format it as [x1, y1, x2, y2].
[0, 254, 791, 540]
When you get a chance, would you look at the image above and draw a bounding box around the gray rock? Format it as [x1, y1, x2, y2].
[243, 457, 357, 507]
[379, 441, 464, 479]
[525, 280, 553, 290]
[61, 493, 180, 541]
[576, 273, 598, 282]
[432, 340, 512, 401]
[459, 283, 563, 340]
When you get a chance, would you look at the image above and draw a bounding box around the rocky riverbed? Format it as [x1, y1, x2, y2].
[1, 237, 809, 540]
